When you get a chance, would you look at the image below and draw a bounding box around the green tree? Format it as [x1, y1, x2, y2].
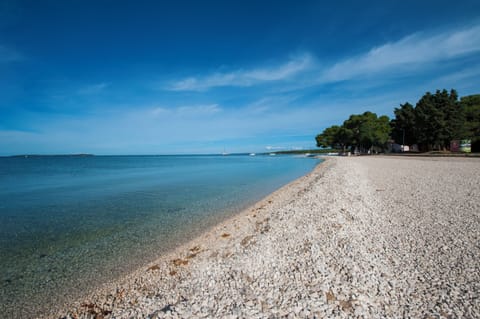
[460, 94, 480, 151]
[316, 125, 341, 148]
[434, 89, 464, 147]
[343, 111, 391, 152]
[373, 115, 392, 147]
[316, 88, 479, 154]
[315, 125, 352, 151]
[414, 90, 463, 150]
[390, 102, 416, 145]
[415, 92, 443, 150]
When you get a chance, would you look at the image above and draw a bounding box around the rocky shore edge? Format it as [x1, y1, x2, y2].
[54, 156, 479, 318]
[51, 158, 329, 319]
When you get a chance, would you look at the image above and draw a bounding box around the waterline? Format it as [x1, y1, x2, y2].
[0, 155, 319, 317]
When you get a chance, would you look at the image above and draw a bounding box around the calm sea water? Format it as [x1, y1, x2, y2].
[0, 154, 319, 316]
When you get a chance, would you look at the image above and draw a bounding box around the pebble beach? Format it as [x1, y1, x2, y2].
[57, 156, 479, 319]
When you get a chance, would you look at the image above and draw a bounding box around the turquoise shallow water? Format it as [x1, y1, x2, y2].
[0, 154, 319, 317]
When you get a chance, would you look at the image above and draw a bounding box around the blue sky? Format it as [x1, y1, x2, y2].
[1, 0, 480, 155]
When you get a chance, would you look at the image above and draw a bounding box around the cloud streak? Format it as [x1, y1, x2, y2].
[77, 82, 109, 95]
[322, 23, 480, 82]
[150, 104, 222, 117]
[167, 53, 313, 91]
[3, 20, 480, 155]
[164, 23, 480, 95]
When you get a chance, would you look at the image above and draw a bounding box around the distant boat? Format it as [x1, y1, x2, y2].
[222, 147, 229, 156]
[269, 153, 276, 156]
[249, 153, 256, 156]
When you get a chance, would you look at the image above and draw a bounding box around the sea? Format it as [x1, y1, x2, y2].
[0, 154, 319, 317]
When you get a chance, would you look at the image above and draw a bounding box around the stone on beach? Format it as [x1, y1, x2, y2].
[60, 156, 480, 319]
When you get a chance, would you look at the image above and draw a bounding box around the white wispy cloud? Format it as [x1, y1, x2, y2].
[77, 82, 109, 95]
[427, 66, 480, 89]
[0, 44, 23, 63]
[243, 94, 301, 115]
[322, 23, 480, 82]
[167, 53, 313, 91]
[0, 89, 428, 155]
[165, 23, 480, 94]
[150, 104, 222, 117]
[177, 104, 221, 115]
[5, 22, 480, 155]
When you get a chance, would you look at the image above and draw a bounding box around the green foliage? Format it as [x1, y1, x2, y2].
[460, 94, 480, 152]
[414, 91, 447, 149]
[391, 102, 416, 145]
[460, 94, 480, 140]
[343, 112, 391, 150]
[397, 89, 465, 150]
[316, 111, 391, 152]
[315, 125, 341, 148]
[316, 89, 480, 153]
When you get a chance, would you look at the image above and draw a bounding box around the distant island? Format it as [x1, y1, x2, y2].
[7, 154, 95, 158]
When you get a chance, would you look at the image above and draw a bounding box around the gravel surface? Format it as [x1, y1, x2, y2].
[57, 156, 480, 319]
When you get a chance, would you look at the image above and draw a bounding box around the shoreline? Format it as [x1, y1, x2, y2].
[46, 159, 328, 318]
[54, 156, 479, 318]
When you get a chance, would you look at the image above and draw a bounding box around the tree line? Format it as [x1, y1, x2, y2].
[316, 89, 480, 153]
